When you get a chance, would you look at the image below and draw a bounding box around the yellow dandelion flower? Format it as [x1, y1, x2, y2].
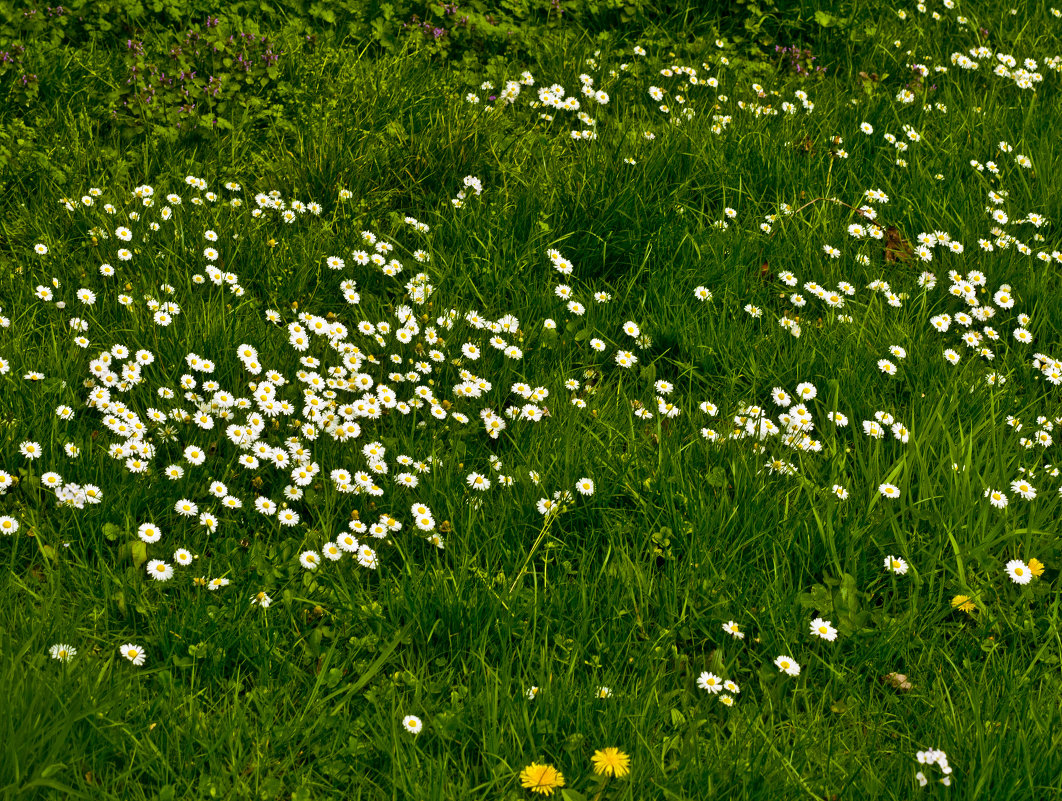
[951, 594, 977, 614]
[1029, 558, 1045, 577]
[519, 762, 565, 796]
[591, 747, 631, 778]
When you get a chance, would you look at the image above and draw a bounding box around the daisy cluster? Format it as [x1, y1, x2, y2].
[461, 17, 1061, 742]
[10, 175, 620, 668]
[464, 9, 1062, 178]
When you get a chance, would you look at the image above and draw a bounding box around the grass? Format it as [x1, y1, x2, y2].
[2, 1, 1062, 799]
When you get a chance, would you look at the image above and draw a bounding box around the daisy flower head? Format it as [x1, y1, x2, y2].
[40, 472, 63, 490]
[337, 531, 360, 552]
[985, 488, 1008, 508]
[879, 483, 901, 499]
[299, 550, 320, 570]
[885, 555, 909, 575]
[809, 617, 837, 641]
[49, 643, 77, 662]
[575, 477, 595, 496]
[357, 545, 378, 569]
[697, 671, 723, 693]
[1010, 479, 1036, 500]
[1006, 559, 1032, 585]
[20, 441, 42, 460]
[774, 655, 801, 676]
[467, 472, 491, 491]
[120, 643, 146, 666]
[537, 497, 558, 516]
[402, 714, 423, 735]
[184, 445, 206, 465]
[138, 522, 162, 543]
[146, 559, 174, 581]
[722, 620, 744, 639]
[591, 747, 631, 778]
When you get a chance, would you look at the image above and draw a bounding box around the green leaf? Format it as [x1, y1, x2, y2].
[131, 541, 148, 569]
[324, 667, 343, 688]
[836, 572, 861, 615]
[103, 522, 121, 541]
[797, 584, 833, 614]
[706, 466, 727, 488]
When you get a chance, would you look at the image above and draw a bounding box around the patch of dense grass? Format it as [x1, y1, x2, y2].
[2, 2, 1062, 800]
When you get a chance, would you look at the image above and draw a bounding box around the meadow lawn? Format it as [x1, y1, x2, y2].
[2, 1, 1062, 798]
